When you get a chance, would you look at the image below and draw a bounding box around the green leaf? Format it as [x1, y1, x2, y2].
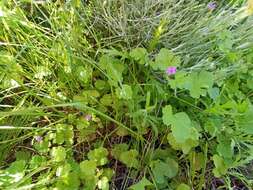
[176, 183, 191, 190]
[169, 71, 214, 98]
[97, 177, 109, 190]
[208, 87, 220, 100]
[217, 30, 234, 53]
[56, 163, 71, 177]
[162, 105, 173, 125]
[100, 94, 113, 106]
[235, 105, 253, 134]
[129, 177, 153, 190]
[83, 176, 97, 190]
[102, 168, 114, 181]
[169, 71, 188, 89]
[150, 158, 178, 184]
[112, 143, 129, 160]
[55, 124, 74, 145]
[51, 146, 66, 162]
[80, 160, 97, 178]
[56, 171, 80, 190]
[187, 71, 214, 98]
[88, 147, 109, 166]
[163, 107, 192, 143]
[29, 155, 47, 169]
[15, 151, 30, 161]
[95, 80, 109, 90]
[116, 84, 133, 100]
[212, 154, 227, 177]
[99, 55, 125, 86]
[7, 160, 26, 174]
[129, 48, 148, 65]
[247, 78, 253, 90]
[152, 48, 180, 70]
[74, 65, 92, 84]
[216, 136, 234, 159]
[119, 149, 139, 169]
[167, 132, 199, 154]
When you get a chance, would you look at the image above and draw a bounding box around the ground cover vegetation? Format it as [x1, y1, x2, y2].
[0, 0, 253, 189]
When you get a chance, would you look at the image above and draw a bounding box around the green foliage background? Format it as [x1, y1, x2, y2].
[0, 0, 253, 189]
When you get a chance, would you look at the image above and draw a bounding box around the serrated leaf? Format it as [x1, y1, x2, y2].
[129, 48, 148, 65]
[129, 177, 153, 190]
[152, 48, 180, 70]
[116, 84, 133, 100]
[51, 146, 66, 162]
[88, 147, 108, 166]
[119, 150, 139, 169]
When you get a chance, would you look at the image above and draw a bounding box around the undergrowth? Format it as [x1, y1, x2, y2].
[0, 0, 253, 190]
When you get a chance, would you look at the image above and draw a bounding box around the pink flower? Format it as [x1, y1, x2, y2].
[34, 136, 43, 142]
[85, 114, 92, 121]
[166, 66, 177, 75]
[207, 2, 217, 11]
